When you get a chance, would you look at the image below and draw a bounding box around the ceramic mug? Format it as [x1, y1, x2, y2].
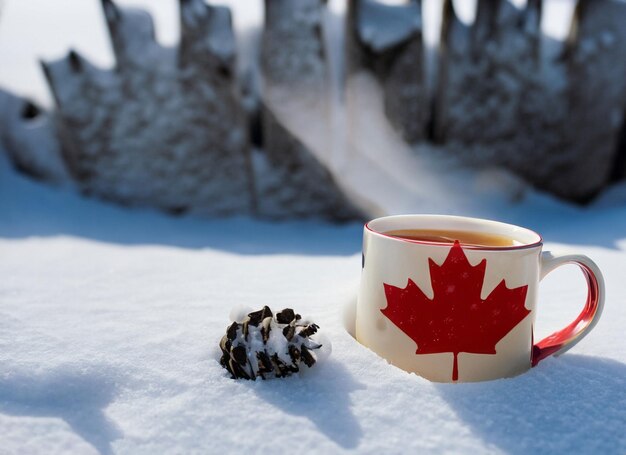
[356, 215, 605, 382]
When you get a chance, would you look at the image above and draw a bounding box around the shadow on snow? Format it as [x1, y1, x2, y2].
[436, 354, 626, 454]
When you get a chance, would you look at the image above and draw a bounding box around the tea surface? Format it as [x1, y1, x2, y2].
[384, 229, 516, 247]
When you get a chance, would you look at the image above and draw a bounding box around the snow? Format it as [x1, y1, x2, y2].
[356, 0, 422, 53]
[2, 133, 626, 454]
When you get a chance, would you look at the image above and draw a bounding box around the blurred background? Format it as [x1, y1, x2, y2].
[1, 0, 625, 222]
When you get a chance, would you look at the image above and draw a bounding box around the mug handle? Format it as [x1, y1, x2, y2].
[532, 251, 605, 366]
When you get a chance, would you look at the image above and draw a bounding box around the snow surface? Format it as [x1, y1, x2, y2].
[2, 138, 626, 454]
[1, 0, 625, 453]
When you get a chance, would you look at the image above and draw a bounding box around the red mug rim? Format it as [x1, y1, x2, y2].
[365, 215, 543, 251]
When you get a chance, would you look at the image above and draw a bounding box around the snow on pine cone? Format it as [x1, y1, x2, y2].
[219, 306, 326, 380]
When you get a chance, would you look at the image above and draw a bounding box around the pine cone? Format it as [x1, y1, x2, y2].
[219, 306, 324, 380]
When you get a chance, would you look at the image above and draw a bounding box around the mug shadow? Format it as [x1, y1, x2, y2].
[436, 354, 626, 454]
[0, 367, 123, 455]
[247, 360, 366, 449]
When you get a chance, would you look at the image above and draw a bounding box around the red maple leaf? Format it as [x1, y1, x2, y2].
[381, 241, 530, 381]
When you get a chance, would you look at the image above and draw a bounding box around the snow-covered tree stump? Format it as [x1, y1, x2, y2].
[42, 0, 253, 215]
[346, 0, 428, 144]
[3, 0, 626, 209]
[0, 90, 69, 183]
[32, 0, 361, 220]
[254, 103, 361, 221]
[435, 0, 530, 144]
[560, 0, 626, 199]
[433, 0, 626, 201]
[434, 1, 553, 184]
[261, 0, 327, 98]
[258, 0, 362, 220]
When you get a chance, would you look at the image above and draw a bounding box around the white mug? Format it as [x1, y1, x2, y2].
[356, 215, 605, 382]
